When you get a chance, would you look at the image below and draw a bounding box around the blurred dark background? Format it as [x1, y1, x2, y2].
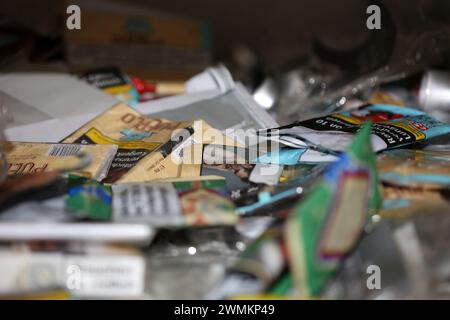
[1, 0, 450, 86]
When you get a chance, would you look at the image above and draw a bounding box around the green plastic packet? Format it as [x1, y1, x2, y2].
[284, 122, 382, 297]
[65, 175, 112, 221]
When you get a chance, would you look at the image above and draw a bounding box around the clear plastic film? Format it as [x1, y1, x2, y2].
[274, 20, 450, 125]
[323, 210, 450, 300]
[144, 227, 247, 299]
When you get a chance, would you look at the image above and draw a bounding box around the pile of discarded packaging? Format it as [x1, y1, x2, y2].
[1, 57, 450, 299]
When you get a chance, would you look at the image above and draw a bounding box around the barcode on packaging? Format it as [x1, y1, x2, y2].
[47, 144, 82, 157]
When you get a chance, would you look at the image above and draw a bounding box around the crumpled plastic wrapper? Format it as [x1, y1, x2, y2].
[274, 26, 450, 125]
[323, 209, 450, 300]
[143, 227, 255, 299]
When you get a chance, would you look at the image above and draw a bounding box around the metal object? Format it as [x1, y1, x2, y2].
[253, 78, 278, 110]
[419, 70, 450, 121]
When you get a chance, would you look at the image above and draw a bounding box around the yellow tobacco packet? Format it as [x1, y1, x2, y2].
[1, 141, 117, 181]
